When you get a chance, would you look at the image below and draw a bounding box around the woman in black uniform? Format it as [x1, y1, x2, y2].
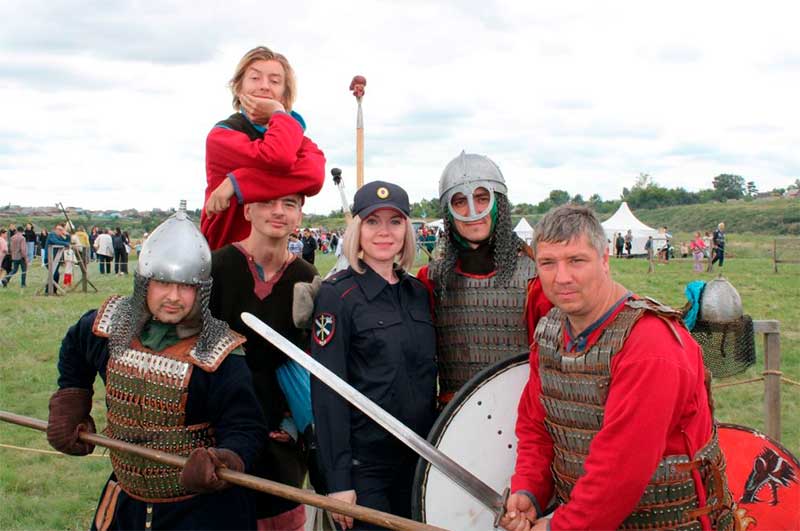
[311, 181, 437, 530]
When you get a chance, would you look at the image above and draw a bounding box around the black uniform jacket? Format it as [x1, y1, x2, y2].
[310, 263, 437, 493]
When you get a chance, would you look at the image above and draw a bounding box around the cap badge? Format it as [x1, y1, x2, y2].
[376, 187, 390, 199]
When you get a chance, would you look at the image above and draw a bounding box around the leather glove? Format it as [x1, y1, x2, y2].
[180, 447, 244, 493]
[292, 275, 322, 329]
[46, 387, 96, 456]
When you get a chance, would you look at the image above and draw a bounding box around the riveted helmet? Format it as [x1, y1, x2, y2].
[137, 200, 211, 284]
[439, 151, 508, 222]
[108, 201, 229, 365]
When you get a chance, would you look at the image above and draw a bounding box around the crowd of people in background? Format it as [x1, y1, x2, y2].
[612, 222, 728, 273]
[0, 222, 144, 290]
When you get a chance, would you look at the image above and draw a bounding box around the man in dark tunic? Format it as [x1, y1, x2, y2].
[210, 193, 318, 531]
[46, 204, 266, 531]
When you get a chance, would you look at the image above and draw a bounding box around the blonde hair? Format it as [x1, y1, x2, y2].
[342, 214, 416, 274]
[229, 46, 297, 111]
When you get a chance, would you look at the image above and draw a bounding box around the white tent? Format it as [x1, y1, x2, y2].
[514, 217, 534, 244]
[426, 218, 445, 232]
[601, 202, 659, 255]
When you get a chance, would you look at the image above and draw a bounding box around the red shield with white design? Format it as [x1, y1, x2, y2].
[719, 423, 799, 531]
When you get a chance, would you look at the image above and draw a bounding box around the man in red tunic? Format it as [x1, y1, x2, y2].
[202, 46, 325, 250]
[501, 205, 734, 531]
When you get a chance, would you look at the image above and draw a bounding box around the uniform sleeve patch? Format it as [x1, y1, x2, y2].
[313, 313, 336, 347]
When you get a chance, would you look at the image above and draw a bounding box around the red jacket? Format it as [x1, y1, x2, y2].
[201, 112, 325, 250]
[511, 304, 714, 531]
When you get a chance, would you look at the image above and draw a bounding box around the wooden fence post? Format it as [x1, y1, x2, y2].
[773, 239, 778, 273]
[752, 320, 782, 441]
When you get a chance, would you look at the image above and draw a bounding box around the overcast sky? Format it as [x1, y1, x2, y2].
[2, 1, 799, 215]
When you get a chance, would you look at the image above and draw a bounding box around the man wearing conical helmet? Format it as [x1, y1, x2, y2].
[417, 152, 553, 406]
[45, 204, 266, 530]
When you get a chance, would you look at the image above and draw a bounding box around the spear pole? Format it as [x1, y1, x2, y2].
[0, 410, 448, 531]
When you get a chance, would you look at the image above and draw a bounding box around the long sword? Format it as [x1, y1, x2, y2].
[241, 312, 509, 526]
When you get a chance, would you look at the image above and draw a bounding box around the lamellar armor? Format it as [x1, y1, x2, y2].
[94, 204, 245, 502]
[430, 254, 534, 401]
[535, 299, 735, 530]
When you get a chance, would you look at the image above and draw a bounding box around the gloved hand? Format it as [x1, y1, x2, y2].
[46, 387, 96, 456]
[292, 275, 322, 329]
[180, 447, 244, 493]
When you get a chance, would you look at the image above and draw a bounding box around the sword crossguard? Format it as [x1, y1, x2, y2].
[493, 487, 510, 529]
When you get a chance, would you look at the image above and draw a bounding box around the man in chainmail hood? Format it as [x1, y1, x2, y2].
[46, 203, 266, 530]
[417, 152, 553, 406]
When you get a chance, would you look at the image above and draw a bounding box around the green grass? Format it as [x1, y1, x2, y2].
[1, 243, 797, 530]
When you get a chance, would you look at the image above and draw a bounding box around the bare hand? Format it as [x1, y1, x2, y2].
[268, 430, 292, 443]
[205, 177, 235, 217]
[239, 93, 285, 124]
[500, 492, 538, 531]
[328, 490, 357, 530]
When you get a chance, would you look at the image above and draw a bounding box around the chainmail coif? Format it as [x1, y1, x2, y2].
[433, 193, 524, 299]
[108, 273, 233, 364]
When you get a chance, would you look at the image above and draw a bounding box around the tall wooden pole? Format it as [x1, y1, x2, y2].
[350, 75, 367, 189]
[0, 411, 448, 531]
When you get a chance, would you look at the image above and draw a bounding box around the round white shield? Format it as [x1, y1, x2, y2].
[412, 353, 530, 529]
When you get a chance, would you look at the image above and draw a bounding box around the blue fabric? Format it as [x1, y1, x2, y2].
[683, 281, 706, 331]
[237, 109, 306, 133]
[275, 358, 313, 434]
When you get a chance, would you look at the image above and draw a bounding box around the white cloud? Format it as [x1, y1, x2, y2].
[1, 0, 799, 216]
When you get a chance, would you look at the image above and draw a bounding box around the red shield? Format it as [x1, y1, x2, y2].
[719, 423, 800, 531]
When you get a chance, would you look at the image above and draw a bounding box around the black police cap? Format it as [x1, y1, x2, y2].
[353, 181, 410, 218]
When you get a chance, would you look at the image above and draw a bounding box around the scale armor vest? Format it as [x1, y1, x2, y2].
[432, 254, 534, 398]
[93, 296, 245, 502]
[535, 299, 735, 531]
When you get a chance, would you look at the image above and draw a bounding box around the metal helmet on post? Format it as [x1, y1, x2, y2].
[439, 151, 508, 222]
[692, 276, 755, 378]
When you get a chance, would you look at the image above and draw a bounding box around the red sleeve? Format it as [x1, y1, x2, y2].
[415, 265, 436, 313]
[231, 136, 326, 203]
[205, 112, 305, 173]
[524, 276, 553, 345]
[510, 346, 555, 510]
[549, 316, 707, 531]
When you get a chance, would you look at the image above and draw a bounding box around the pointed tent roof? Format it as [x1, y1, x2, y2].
[514, 217, 534, 243]
[601, 202, 656, 232]
[601, 202, 659, 255]
[513, 217, 533, 234]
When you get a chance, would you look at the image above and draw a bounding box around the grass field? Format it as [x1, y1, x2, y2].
[1, 239, 798, 530]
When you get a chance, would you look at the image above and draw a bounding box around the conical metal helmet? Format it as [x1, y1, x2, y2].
[699, 276, 743, 323]
[137, 201, 211, 284]
[439, 151, 508, 222]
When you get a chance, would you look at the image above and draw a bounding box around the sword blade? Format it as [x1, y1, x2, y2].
[241, 312, 507, 517]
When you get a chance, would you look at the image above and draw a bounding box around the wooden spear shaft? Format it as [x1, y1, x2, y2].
[356, 98, 364, 189]
[0, 410, 448, 531]
[350, 75, 367, 190]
